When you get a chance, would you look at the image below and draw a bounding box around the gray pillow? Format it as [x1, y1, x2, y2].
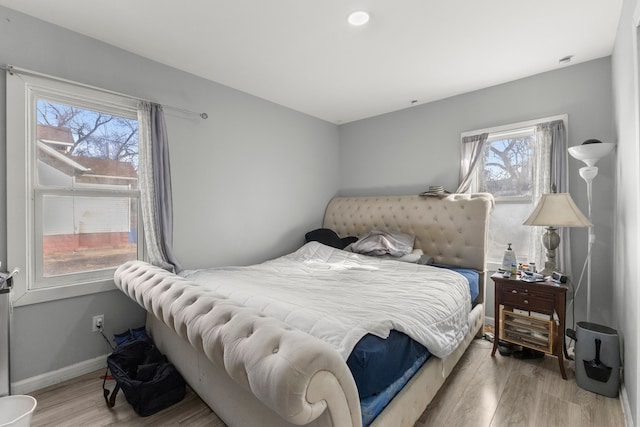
[349, 230, 415, 257]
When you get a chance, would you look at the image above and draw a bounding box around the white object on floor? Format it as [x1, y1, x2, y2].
[0, 395, 37, 427]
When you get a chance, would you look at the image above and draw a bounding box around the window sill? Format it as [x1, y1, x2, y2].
[11, 278, 117, 307]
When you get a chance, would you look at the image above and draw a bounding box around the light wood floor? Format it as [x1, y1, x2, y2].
[28, 339, 624, 427]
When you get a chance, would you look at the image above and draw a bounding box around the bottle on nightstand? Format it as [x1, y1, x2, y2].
[501, 243, 517, 271]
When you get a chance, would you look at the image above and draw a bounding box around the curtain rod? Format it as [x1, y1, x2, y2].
[461, 114, 567, 138]
[3, 65, 208, 119]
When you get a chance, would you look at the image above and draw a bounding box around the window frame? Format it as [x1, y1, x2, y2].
[7, 70, 144, 306]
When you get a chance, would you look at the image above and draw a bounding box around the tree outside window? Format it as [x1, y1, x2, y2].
[473, 130, 535, 266]
[35, 99, 140, 279]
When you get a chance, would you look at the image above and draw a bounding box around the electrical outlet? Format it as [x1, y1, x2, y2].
[92, 314, 104, 332]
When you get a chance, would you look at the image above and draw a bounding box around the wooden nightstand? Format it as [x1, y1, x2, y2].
[491, 272, 569, 379]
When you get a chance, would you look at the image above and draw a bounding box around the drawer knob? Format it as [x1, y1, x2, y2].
[512, 290, 517, 294]
[524, 299, 529, 304]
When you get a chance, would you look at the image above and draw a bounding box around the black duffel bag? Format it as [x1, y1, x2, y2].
[102, 336, 186, 416]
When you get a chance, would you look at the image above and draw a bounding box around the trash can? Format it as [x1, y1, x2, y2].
[0, 395, 37, 427]
[575, 321, 620, 397]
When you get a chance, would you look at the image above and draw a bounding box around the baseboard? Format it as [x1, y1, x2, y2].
[620, 381, 634, 427]
[485, 316, 495, 327]
[6, 315, 499, 395]
[11, 353, 109, 395]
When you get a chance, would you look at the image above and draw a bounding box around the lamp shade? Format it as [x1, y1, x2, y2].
[523, 193, 592, 227]
[568, 141, 615, 167]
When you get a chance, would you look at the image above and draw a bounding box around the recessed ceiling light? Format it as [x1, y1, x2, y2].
[348, 11, 370, 26]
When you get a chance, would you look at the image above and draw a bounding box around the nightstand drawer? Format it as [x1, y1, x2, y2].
[501, 289, 554, 313]
[500, 283, 554, 299]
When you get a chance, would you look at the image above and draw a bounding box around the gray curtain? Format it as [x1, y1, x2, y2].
[535, 119, 569, 274]
[546, 120, 568, 193]
[138, 101, 182, 272]
[456, 133, 489, 193]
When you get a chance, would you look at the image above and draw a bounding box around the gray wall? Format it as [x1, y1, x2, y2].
[338, 58, 615, 331]
[0, 7, 340, 382]
[1, 5, 631, 415]
[340, 50, 640, 420]
[611, 0, 640, 424]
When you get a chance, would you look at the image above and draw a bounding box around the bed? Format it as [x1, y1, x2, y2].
[114, 193, 493, 427]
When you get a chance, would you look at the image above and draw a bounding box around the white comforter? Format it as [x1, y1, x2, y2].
[181, 242, 471, 359]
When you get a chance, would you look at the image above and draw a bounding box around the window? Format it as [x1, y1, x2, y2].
[7, 70, 143, 305]
[475, 128, 534, 200]
[473, 128, 535, 267]
[464, 115, 567, 270]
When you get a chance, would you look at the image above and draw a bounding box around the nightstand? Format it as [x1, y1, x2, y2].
[491, 273, 569, 379]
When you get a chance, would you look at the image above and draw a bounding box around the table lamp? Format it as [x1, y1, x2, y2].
[523, 193, 592, 276]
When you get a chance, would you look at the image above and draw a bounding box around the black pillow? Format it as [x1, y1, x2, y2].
[305, 228, 357, 249]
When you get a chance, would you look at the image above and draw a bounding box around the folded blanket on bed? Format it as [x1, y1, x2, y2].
[181, 242, 471, 360]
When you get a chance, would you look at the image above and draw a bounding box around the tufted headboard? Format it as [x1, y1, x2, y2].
[323, 193, 494, 272]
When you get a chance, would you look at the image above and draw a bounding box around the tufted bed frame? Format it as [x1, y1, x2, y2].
[114, 193, 493, 427]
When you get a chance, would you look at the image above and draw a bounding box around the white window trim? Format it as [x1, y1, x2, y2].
[6, 70, 142, 306]
[461, 114, 568, 139]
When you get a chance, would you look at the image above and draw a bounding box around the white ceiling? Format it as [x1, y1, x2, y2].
[0, 1, 623, 124]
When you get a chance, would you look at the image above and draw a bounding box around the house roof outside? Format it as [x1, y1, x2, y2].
[36, 124, 137, 185]
[37, 124, 75, 147]
[74, 156, 137, 179]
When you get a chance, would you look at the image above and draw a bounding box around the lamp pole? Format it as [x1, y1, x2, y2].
[578, 166, 598, 322]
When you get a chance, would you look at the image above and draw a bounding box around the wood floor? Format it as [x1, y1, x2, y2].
[27, 339, 624, 427]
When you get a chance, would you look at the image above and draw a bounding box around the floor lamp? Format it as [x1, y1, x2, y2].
[568, 140, 615, 322]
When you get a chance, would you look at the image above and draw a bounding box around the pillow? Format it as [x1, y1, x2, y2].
[376, 248, 423, 263]
[343, 248, 434, 264]
[304, 228, 358, 249]
[349, 230, 415, 257]
[418, 254, 434, 265]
